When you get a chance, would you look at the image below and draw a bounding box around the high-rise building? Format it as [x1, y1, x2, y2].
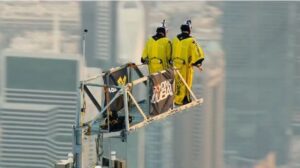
[288, 3, 300, 168]
[290, 3, 300, 134]
[116, 1, 145, 65]
[222, 2, 291, 166]
[81, 1, 145, 68]
[0, 52, 79, 168]
[145, 119, 173, 168]
[80, 1, 117, 69]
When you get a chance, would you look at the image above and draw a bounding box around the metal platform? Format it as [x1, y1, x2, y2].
[72, 63, 204, 168]
[86, 98, 203, 139]
[79, 63, 204, 139]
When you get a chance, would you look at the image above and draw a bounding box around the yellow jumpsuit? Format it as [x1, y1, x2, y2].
[142, 36, 172, 74]
[172, 34, 204, 105]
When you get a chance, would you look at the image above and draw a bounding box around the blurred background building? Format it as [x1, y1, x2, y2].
[222, 2, 296, 168]
[0, 2, 81, 168]
[80, 1, 116, 69]
[80, 1, 144, 69]
[288, 3, 300, 168]
[0, 52, 79, 168]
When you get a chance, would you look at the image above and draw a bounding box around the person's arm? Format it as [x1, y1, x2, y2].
[191, 39, 204, 67]
[141, 40, 149, 64]
[166, 40, 172, 68]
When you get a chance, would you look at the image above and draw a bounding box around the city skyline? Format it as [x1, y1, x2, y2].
[0, 1, 299, 168]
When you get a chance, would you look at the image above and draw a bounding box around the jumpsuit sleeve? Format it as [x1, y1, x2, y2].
[191, 39, 204, 66]
[141, 40, 149, 64]
[171, 37, 177, 62]
[167, 40, 172, 67]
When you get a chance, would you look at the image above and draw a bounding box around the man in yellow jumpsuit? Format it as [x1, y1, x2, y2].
[141, 26, 172, 74]
[172, 22, 205, 105]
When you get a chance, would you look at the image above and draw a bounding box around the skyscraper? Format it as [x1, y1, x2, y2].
[290, 3, 300, 135]
[288, 3, 300, 167]
[222, 2, 290, 166]
[0, 52, 79, 168]
[145, 119, 173, 168]
[80, 1, 117, 69]
[81, 1, 145, 69]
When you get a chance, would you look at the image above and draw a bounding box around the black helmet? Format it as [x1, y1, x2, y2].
[181, 20, 192, 33]
[180, 24, 190, 33]
[156, 20, 167, 36]
[156, 27, 166, 35]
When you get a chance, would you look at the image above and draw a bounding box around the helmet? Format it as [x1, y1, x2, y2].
[156, 19, 167, 36]
[180, 20, 192, 33]
[156, 27, 166, 35]
[180, 24, 190, 33]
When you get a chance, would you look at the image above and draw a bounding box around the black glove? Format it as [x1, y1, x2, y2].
[192, 58, 204, 67]
[141, 58, 149, 64]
